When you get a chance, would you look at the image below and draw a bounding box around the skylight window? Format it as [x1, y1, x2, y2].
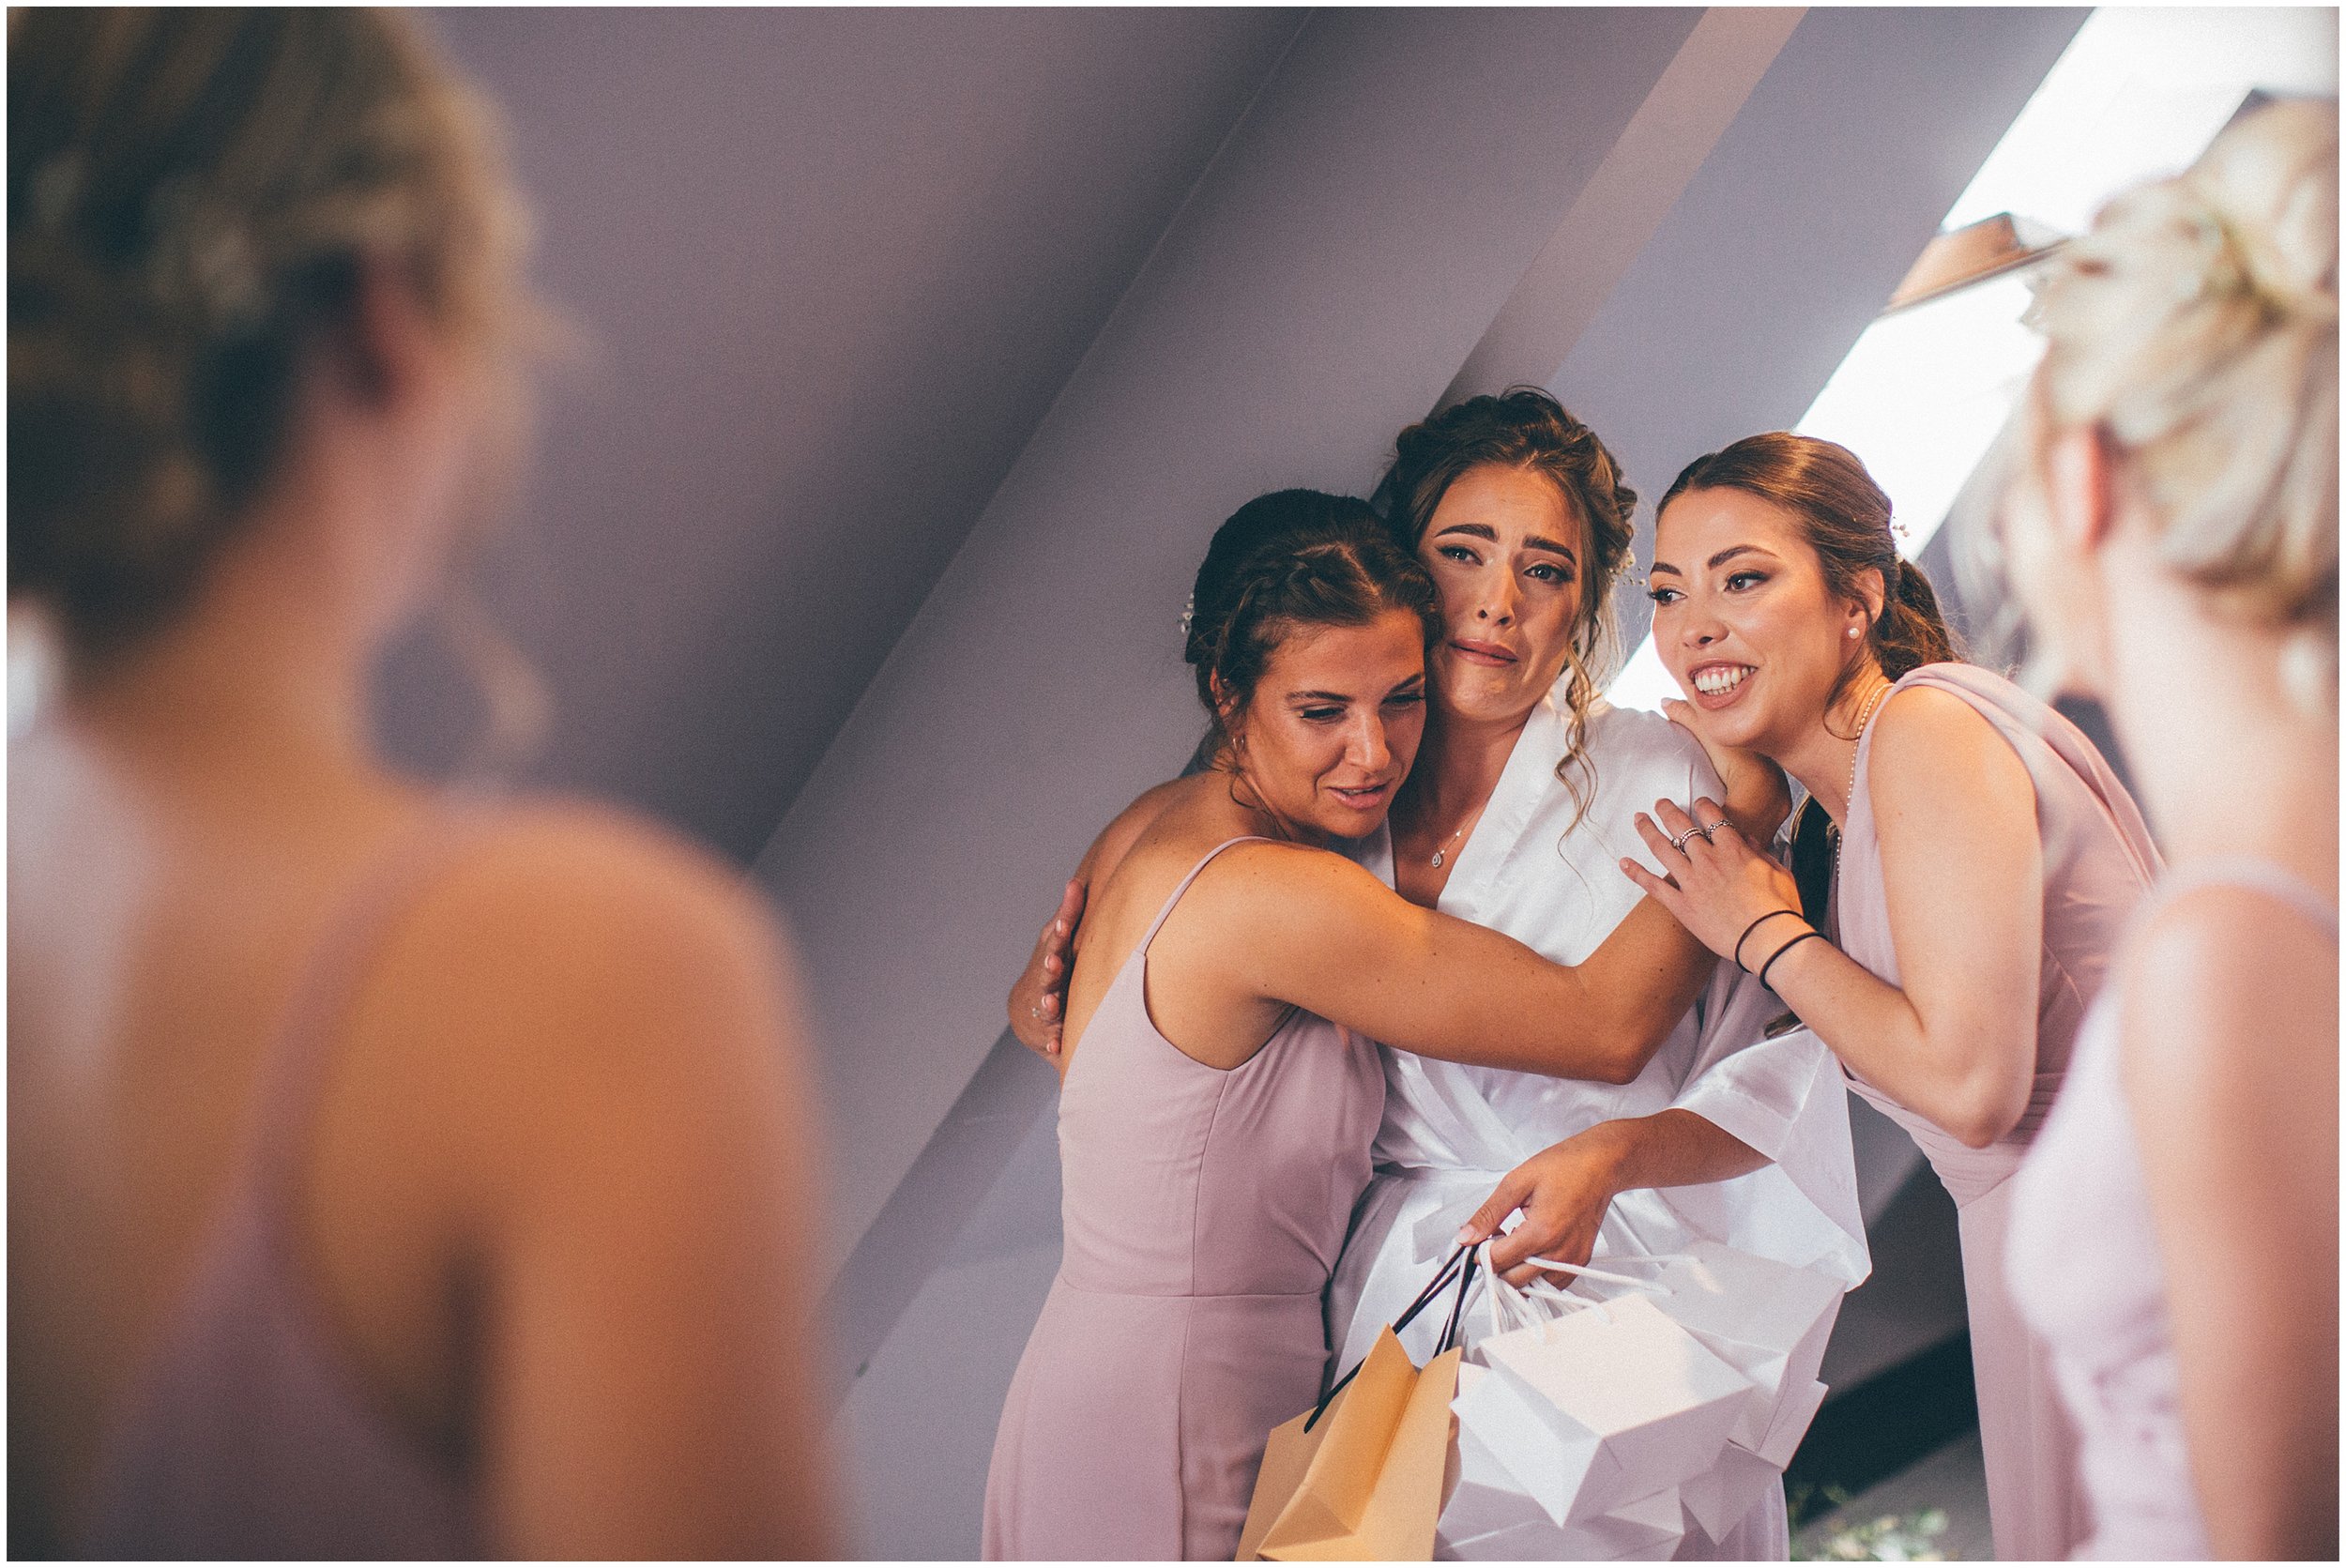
[1605, 6, 2338, 715]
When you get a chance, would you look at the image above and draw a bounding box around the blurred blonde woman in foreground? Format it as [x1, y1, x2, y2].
[1999, 100, 2338, 1560]
[8, 11, 833, 1558]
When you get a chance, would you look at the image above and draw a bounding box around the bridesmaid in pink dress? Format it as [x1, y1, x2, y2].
[2001, 103, 2338, 1560]
[1620, 434, 2158, 1560]
[983, 490, 1758, 1560]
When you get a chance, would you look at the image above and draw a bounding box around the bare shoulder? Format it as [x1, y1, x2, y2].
[1179, 834, 1393, 933]
[2121, 885, 2338, 1111]
[1867, 683, 2030, 806]
[1869, 682, 2002, 765]
[1084, 776, 1196, 889]
[362, 799, 802, 1088]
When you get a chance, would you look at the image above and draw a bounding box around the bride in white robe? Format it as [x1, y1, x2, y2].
[1328, 691, 1868, 1559]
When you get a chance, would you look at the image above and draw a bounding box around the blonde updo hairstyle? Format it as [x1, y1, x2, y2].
[9, 8, 540, 671]
[2023, 99, 2338, 710]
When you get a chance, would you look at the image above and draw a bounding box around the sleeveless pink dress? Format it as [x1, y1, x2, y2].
[1833, 665, 2160, 1562]
[983, 838, 1386, 1560]
[2008, 859, 2337, 1559]
[80, 814, 487, 1559]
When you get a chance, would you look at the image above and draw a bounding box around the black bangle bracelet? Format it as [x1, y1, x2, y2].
[1732, 909, 1805, 973]
[1758, 930, 1824, 993]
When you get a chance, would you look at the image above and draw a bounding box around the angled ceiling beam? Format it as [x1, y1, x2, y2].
[1442, 7, 1804, 406]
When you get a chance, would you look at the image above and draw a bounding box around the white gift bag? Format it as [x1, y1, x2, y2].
[1453, 1267, 1752, 1526]
[1637, 1240, 1846, 1452]
[1440, 1371, 1687, 1560]
[1676, 1436, 1782, 1544]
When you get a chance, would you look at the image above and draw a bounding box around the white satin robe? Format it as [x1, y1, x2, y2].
[1327, 695, 1871, 1559]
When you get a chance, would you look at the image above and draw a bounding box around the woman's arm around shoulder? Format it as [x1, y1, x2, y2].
[2122, 888, 2338, 1560]
[357, 802, 838, 1560]
[1174, 839, 1699, 1084]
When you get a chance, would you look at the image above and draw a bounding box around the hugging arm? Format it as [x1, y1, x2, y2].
[1210, 845, 1714, 1086]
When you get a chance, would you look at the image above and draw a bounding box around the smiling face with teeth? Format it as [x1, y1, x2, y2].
[1217, 608, 1430, 844]
[1648, 485, 1886, 760]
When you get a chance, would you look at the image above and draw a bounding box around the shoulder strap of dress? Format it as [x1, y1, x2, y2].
[2148, 855, 2339, 937]
[241, 799, 511, 1212]
[1137, 835, 1272, 952]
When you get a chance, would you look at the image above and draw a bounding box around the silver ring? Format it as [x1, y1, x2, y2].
[1668, 827, 1701, 851]
[1029, 1004, 1044, 1020]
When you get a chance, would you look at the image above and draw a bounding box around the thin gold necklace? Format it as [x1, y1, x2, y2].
[1841, 677, 1895, 821]
[1820, 677, 1897, 914]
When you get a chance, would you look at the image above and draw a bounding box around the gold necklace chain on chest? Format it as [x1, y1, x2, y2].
[1845, 679, 1893, 812]
[1825, 678, 1897, 875]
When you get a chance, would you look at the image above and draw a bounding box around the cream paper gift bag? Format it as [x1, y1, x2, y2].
[1237, 1247, 1476, 1561]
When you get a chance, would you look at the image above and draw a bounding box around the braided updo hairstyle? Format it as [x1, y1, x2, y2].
[2023, 99, 2338, 710]
[1183, 489, 1440, 757]
[1384, 386, 1638, 825]
[9, 8, 539, 668]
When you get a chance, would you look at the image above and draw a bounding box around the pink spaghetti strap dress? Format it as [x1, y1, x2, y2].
[2008, 859, 2337, 1559]
[1832, 664, 2161, 1562]
[983, 837, 1386, 1560]
[80, 811, 492, 1559]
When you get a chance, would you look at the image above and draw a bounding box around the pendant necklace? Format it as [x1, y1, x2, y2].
[1429, 820, 1468, 869]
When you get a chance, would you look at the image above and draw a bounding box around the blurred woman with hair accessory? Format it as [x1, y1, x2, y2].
[1998, 99, 2338, 1561]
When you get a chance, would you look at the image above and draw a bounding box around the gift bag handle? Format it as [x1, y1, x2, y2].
[1304, 1243, 1478, 1433]
[1480, 1244, 1681, 1338]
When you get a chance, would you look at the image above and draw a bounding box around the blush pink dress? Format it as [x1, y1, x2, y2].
[78, 814, 487, 1559]
[2007, 859, 2337, 1559]
[982, 838, 1386, 1560]
[1833, 664, 2160, 1562]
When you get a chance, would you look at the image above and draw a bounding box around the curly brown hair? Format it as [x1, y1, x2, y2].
[1383, 386, 1638, 827]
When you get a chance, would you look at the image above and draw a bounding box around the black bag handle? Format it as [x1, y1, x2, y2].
[1304, 1243, 1480, 1433]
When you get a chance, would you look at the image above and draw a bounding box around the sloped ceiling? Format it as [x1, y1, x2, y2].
[387, 8, 1305, 861]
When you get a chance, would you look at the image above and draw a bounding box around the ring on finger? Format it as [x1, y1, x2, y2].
[1668, 826, 1702, 851]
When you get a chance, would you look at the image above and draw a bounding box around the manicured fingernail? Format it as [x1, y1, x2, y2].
[1455, 1225, 1479, 1245]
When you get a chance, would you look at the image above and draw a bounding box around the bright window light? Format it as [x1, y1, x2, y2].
[1605, 6, 2338, 713]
